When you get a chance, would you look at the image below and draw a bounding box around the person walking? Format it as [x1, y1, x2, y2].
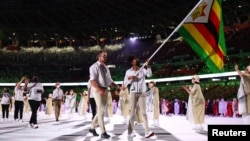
[52, 82, 64, 121]
[24, 76, 44, 129]
[88, 50, 120, 139]
[65, 89, 76, 119]
[122, 56, 154, 138]
[1, 87, 12, 122]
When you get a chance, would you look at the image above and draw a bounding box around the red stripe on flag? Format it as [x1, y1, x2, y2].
[193, 23, 224, 60]
[209, 9, 220, 32]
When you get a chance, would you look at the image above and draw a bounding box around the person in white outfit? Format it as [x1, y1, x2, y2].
[78, 90, 88, 119]
[182, 75, 205, 132]
[232, 98, 238, 117]
[64, 89, 76, 119]
[122, 56, 154, 138]
[148, 81, 160, 126]
[24, 76, 44, 129]
[186, 85, 193, 123]
[14, 77, 26, 122]
[1, 87, 12, 122]
[235, 64, 250, 124]
[174, 99, 180, 115]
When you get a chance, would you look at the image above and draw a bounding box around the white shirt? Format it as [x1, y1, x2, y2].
[123, 67, 152, 93]
[89, 61, 113, 88]
[27, 82, 44, 101]
[14, 86, 24, 101]
[52, 88, 64, 100]
[65, 94, 76, 108]
[1, 93, 11, 104]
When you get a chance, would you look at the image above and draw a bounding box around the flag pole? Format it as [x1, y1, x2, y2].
[140, 0, 205, 70]
[124, 0, 205, 87]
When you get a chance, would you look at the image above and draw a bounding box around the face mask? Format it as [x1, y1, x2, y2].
[56, 85, 60, 88]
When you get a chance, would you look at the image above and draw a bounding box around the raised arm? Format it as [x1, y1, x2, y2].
[182, 85, 192, 95]
[234, 64, 243, 77]
[16, 76, 26, 88]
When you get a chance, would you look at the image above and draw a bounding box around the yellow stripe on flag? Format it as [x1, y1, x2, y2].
[183, 24, 224, 69]
[212, 0, 221, 20]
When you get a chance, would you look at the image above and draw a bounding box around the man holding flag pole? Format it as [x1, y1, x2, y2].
[122, 56, 154, 138]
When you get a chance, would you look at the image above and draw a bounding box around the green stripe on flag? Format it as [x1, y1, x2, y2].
[179, 26, 223, 72]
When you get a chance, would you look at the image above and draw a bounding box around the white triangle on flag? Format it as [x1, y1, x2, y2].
[184, 0, 213, 23]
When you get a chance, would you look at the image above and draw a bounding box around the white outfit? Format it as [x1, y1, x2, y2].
[146, 90, 154, 120]
[14, 86, 24, 101]
[65, 94, 76, 117]
[27, 82, 44, 101]
[237, 78, 250, 124]
[186, 95, 193, 123]
[1, 93, 11, 105]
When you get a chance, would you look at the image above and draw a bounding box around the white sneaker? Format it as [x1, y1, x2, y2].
[19, 119, 23, 123]
[134, 122, 138, 126]
[28, 123, 34, 128]
[33, 124, 39, 129]
[145, 130, 154, 138]
[192, 125, 203, 131]
[192, 126, 198, 130]
[195, 127, 206, 134]
[2, 118, 5, 122]
[104, 117, 110, 122]
[128, 133, 136, 137]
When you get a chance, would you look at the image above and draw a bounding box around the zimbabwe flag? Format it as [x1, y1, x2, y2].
[178, 0, 226, 73]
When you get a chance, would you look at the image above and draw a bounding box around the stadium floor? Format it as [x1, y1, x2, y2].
[0, 112, 243, 141]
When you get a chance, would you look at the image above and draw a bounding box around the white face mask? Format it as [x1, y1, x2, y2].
[56, 85, 60, 88]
